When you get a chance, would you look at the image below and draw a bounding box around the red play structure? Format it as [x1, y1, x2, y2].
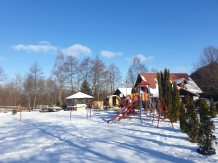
[107, 81, 173, 127]
[107, 94, 139, 122]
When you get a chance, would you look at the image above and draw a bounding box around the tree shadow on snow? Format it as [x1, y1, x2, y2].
[0, 117, 128, 163]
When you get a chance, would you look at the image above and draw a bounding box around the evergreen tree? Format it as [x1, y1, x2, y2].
[171, 81, 181, 122]
[157, 69, 173, 118]
[197, 99, 217, 155]
[157, 72, 163, 98]
[80, 79, 92, 95]
[210, 98, 217, 118]
[186, 97, 199, 143]
[163, 69, 172, 117]
[131, 86, 137, 94]
[179, 104, 187, 132]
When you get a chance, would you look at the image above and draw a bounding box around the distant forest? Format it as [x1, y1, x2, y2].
[0, 53, 148, 108]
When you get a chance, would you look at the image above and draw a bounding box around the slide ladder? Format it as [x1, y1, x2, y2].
[152, 97, 174, 128]
[107, 95, 139, 123]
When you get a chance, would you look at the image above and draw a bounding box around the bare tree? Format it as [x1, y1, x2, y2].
[8, 80, 18, 106]
[0, 82, 15, 106]
[27, 61, 44, 109]
[91, 56, 108, 100]
[52, 52, 65, 106]
[44, 77, 57, 106]
[78, 57, 93, 82]
[194, 46, 218, 69]
[0, 84, 3, 105]
[0, 66, 7, 82]
[107, 63, 122, 94]
[191, 46, 218, 99]
[36, 78, 47, 105]
[23, 74, 34, 108]
[12, 73, 24, 105]
[150, 67, 158, 73]
[4, 73, 25, 106]
[64, 55, 78, 94]
[0, 66, 7, 106]
[73, 56, 93, 92]
[126, 56, 148, 87]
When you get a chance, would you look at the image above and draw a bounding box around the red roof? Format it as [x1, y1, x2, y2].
[136, 73, 189, 89]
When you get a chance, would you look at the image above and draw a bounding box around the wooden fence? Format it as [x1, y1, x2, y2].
[0, 105, 44, 112]
[0, 105, 61, 113]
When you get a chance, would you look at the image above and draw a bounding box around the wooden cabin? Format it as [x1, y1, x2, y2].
[104, 95, 121, 109]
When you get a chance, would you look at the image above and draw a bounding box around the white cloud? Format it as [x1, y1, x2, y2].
[12, 41, 57, 53]
[101, 50, 122, 58]
[63, 44, 91, 57]
[12, 42, 92, 57]
[126, 54, 154, 62]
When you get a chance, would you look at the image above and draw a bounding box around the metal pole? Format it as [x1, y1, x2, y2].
[139, 84, 142, 123]
[86, 99, 88, 119]
[90, 99, 92, 118]
[126, 80, 127, 97]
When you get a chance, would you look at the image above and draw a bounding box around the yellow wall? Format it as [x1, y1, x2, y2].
[108, 96, 121, 107]
[93, 101, 104, 110]
[141, 93, 150, 100]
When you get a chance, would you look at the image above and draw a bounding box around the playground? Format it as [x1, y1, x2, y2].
[1, 109, 218, 163]
[107, 81, 173, 128]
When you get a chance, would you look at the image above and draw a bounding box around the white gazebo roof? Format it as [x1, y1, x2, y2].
[66, 92, 94, 99]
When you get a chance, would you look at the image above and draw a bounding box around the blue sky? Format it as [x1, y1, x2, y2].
[0, 0, 218, 80]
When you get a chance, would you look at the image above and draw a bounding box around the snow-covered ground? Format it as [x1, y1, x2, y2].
[0, 110, 218, 163]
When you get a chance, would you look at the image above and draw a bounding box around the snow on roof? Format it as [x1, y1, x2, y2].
[138, 73, 203, 96]
[140, 75, 147, 81]
[117, 88, 132, 97]
[66, 92, 94, 99]
[176, 78, 186, 84]
[185, 77, 203, 94]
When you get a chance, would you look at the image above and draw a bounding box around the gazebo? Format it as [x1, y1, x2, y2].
[66, 92, 94, 111]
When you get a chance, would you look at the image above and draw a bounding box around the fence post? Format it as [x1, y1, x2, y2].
[20, 101, 22, 121]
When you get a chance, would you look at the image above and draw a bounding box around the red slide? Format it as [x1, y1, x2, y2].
[107, 95, 139, 123]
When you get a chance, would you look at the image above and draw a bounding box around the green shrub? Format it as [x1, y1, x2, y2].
[12, 109, 17, 115]
[197, 100, 217, 153]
